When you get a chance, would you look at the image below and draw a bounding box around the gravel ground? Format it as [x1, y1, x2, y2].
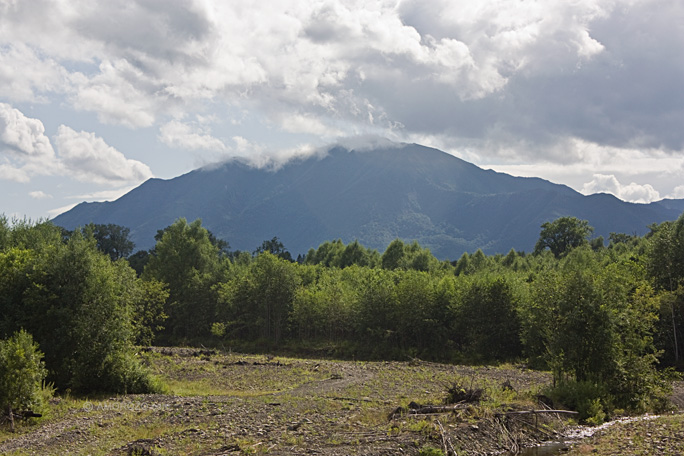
[10, 348, 682, 455]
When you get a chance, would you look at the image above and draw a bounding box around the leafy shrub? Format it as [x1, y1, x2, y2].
[546, 380, 612, 424]
[76, 350, 164, 395]
[0, 229, 162, 395]
[0, 331, 50, 418]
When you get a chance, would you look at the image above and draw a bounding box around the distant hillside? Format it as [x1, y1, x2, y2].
[53, 142, 683, 259]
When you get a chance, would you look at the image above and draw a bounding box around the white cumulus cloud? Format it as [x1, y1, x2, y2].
[0, 43, 70, 103]
[0, 103, 55, 159]
[72, 60, 160, 128]
[0, 102, 60, 181]
[670, 186, 684, 199]
[582, 174, 661, 203]
[29, 190, 52, 199]
[54, 125, 153, 185]
[159, 120, 228, 151]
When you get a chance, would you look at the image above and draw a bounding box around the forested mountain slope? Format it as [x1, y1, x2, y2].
[53, 142, 683, 258]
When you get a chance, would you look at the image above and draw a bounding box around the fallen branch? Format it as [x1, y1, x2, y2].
[494, 415, 518, 453]
[496, 410, 578, 417]
[507, 413, 557, 439]
[2, 407, 42, 432]
[437, 420, 456, 456]
[328, 396, 390, 404]
[389, 403, 468, 419]
[411, 405, 467, 414]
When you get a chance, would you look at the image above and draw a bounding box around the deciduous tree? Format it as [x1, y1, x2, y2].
[534, 217, 593, 258]
[144, 218, 224, 339]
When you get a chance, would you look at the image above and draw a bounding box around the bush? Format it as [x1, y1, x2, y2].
[0, 331, 50, 420]
[1, 230, 162, 395]
[93, 351, 165, 395]
[546, 380, 612, 424]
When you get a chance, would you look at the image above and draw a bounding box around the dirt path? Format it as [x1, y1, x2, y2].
[0, 405, 125, 454]
[275, 365, 374, 398]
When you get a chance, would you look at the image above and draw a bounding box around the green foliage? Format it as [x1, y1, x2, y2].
[381, 239, 405, 270]
[453, 252, 470, 275]
[654, 287, 684, 366]
[0, 221, 160, 395]
[290, 267, 357, 341]
[502, 248, 517, 267]
[305, 239, 345, 266]
[645, 215, 684, 366]
[144, 218, 225, 339]
[3, 211, 681, 417]
[355, 268, 400, 353]
[646, 215, 684, 291]
[210, 322, 226, 338]
[131, 279, 169, 346]
[453, 249, 494, 275]
[0, 215, 9, 250]
[381, 239, 439, 272]
[75, 223, 135, 260]
[522, 248, 667, 415]
[453, 275, 523, 361]
[0, 248, 37, 337]
[546, 381, 610, 423]
[304, 238, 438, 272]
[254, 236, 292, 261]
[338, 240, 374, 268]
[6, 218, 65, 251]
[28, 235, 157, 393]
[534, 216, 594, 258]
[127, 250, 150, 276]
[0, 330, 49, 416]
[217, 253, 300, 344]
[609, 232, 639, 247]
[305, 239, 379, 268]
[394, 271, 445, 353]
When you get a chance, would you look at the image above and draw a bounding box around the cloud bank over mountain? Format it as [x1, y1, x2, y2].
[0, 1, 683, 218]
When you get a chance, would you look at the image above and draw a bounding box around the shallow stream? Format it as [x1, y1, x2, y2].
[508, 414, 660, 455]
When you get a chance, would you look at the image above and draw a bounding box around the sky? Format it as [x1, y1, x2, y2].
[1, 0, 683, 220]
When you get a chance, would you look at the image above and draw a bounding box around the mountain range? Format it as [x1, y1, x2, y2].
[53, 142, 684, 259]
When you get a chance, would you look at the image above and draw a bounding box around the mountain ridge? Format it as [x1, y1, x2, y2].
[53, 142, 683, 259]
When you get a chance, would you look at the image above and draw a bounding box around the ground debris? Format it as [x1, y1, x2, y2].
[444, 381, 484, 404]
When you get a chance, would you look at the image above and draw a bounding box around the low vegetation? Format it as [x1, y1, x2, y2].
[0, 331, 50, 431]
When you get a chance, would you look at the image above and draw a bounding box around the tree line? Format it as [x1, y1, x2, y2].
[2, 214, 684, 422]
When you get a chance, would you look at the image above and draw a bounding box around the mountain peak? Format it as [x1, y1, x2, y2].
[52, 142, 682, 259]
